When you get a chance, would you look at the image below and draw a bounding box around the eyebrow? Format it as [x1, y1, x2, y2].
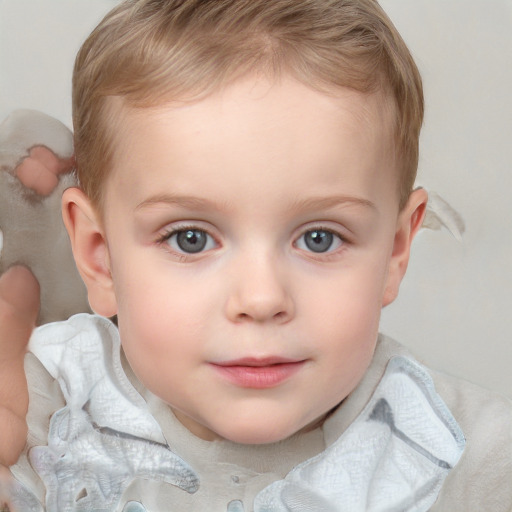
[135, 193, 376, 214]
[288, 195, 377, 213]
[135, 194, 230, 213]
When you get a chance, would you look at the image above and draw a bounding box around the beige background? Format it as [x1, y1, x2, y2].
[1, 0, 511, 398]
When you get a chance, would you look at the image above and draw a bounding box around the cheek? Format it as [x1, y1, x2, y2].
[308, 261, 386, 328]
[303, 261, 386, 381]
[117, 303, 193, 401]
[317, 298, 380, 402]
[113, 263, 216, 362]
[114, 256, 205, 322]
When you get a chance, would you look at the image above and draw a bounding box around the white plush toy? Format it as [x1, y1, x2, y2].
[0, 109, 90, 325]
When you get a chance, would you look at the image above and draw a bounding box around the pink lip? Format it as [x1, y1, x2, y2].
[210, 357, 306, 389]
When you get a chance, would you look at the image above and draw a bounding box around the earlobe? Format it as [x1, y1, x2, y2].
[382, 188, 428, 307]
[61, 188, 118, 317]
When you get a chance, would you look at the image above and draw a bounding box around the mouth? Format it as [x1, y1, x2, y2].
[210, 357, 306, 389]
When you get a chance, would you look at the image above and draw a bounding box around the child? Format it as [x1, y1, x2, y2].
[3, 0, 512, 510]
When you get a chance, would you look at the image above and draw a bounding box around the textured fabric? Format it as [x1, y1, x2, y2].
[8, 314, 512, 511]
[253, 356, 465, 512]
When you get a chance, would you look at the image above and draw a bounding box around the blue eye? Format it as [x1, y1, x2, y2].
[296, 229, 343, 253]
[166, 229, 216, 254]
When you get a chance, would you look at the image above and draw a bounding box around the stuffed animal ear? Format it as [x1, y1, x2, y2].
[382, 188, 428, 307]
[0, 110, 89, 324]
[61, 187, 118, 318]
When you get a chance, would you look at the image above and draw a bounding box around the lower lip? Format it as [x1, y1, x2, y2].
[211, 361, 305, 389]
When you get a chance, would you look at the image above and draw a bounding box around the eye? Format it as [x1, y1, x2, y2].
[164, 228, 217, 254]
[296, 229, 343, 253]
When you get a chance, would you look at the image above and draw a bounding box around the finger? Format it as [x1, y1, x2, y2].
[0, 266, 39, 358]
[0, 266, 39, 466]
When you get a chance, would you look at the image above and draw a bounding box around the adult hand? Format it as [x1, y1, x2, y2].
[0, 266, 38, 467]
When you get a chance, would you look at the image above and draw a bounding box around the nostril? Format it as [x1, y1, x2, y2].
[235, 309, 289, 323]
[226, 280, 294, 324]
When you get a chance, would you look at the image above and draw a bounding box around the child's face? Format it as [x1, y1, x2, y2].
[69, 76, 425, 444]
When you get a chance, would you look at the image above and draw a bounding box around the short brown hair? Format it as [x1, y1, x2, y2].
[73, 0, 423, 210]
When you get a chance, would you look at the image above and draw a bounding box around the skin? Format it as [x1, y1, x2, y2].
[0, 266, 38, 467]
[0, 75, 427, 466]
[63, 76, 427, 445]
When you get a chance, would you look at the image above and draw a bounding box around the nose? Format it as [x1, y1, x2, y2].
[224, 251, 294, 324]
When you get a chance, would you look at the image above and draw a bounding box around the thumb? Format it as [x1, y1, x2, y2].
[0, 266, 39, 466]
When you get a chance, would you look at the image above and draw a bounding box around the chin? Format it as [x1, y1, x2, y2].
[217, 419, 302, 445]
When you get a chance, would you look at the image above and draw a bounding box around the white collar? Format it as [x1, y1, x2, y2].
[12, 315, 464, 512]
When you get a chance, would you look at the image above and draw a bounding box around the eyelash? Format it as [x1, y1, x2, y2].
[294, 226, 347, 256]
[156, 225, 219, 258]
[156, 224, 348, 258]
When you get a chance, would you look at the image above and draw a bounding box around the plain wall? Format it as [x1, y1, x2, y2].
[1, 0, 511, 398]
[378, 0, 512, 399]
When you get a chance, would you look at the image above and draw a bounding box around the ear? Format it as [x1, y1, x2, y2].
[382, 188, 428, 307]
[61, 188, 117, 317]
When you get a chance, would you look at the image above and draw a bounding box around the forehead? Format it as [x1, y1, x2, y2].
[105, 76, 398, 208]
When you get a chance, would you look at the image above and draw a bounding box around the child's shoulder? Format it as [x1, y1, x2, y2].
[426, 358, 512, 510]
[379, 334, 512, 511]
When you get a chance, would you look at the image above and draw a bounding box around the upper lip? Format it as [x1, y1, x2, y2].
[212, 357, 304, 367]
